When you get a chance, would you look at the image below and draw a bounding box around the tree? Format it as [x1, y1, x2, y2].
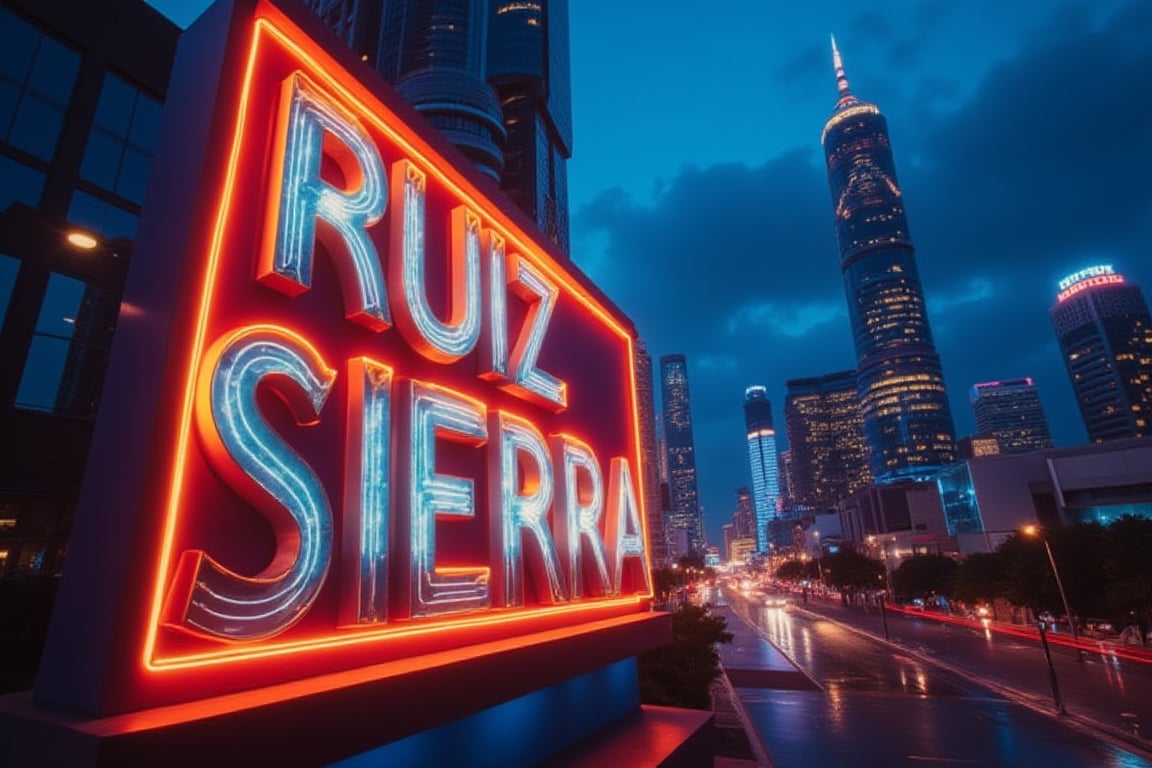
[651, 567, 685, 605]
[996, 533, 1052, 611]
[892, 554, 958, 601]
[651, 554, 713, 605]
[820, 550, 886, 590]
[953, 551, 1008, 616]
[1104, 515, 1152, 630]
[639, 604, 733, 709]
[1000, 524, 1109, 619]
[775, 559, 818, 582]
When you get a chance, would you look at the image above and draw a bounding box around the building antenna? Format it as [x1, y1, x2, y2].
[831, 34, 851, 97]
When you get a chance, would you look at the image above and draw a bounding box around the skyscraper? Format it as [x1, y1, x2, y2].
[487, 0, 572, 255]
[821, 38, 956, 482]
[969, 379, 1054, 453]
[785, 370, 871, 511]
[743, 386, 779, 552]
[660, 354, 704, 556]
[1050, 264, 1152, 441]
[305, 0, 573, 254]
[633, 340, 667, 568]
[732, 487, 756, 541]
[315, 0, 507, 179]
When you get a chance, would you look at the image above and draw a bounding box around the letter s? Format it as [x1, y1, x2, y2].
[163, 325, 336, 641]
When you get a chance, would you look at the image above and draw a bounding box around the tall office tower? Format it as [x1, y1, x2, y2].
[660, 354, 705, 555]
[1050, 265, 1152, 441]
[969, 379, 1054, 453]
[306, 0, 506, 180]
[785, 370, 872, 511]
[743, 386, 779, 553]
[633, 340, 667, 568]
[779, 449, 795, 511]
[821, 38, 956, 481]
[722, 524, 736, 564]
[733, 487, 756, 541]
[487, 0, 572, 255]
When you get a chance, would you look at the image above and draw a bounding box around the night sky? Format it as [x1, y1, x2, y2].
[150, 0, 1152, 547]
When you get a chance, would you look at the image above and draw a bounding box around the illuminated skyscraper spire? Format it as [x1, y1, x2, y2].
[831, 34, 851, 99]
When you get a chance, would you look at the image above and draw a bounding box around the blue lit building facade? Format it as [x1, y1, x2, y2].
[743, 386, 779, 552]
[660, 354, 704, 556]
[1050, 265, 1152, 442]
[821, 39, 956, 482]
[969, 378, 1054, 453]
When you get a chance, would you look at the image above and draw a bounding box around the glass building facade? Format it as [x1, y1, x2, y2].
[821, 39, 956, 482]
[969, 378, 1054, 453]
[935, 462, 983, 536]
[0, 0, 177, 578]
[1050, 266, 1152, 442]
[659, 354, 704, 556]
[743, 386, 779, 552]
[784, 370, 872, 511]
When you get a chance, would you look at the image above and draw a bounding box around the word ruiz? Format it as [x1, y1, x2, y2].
[162, 73, 649, 643]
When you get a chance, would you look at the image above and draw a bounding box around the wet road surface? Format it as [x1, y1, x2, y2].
[714, 586, 1152, 768]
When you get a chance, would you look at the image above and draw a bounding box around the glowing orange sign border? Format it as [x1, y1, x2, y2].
[141, 10, 651, 673]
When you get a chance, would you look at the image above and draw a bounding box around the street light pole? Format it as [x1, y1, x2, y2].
[1023, 525, 1083, 662]
[1041, 537, 1083, 662]
[1037, 622, 1067, 715]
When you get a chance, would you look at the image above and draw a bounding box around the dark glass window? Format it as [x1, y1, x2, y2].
[80, 74, 162, 205]
[0, 153, 46, 210]
[0, 253, 20, 327]
[67, 190, 138, 239]
[15, 272, 119, 417]
[0, 7, 80, 161]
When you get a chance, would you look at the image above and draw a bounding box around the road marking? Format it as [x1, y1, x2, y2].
[906, 756, 980, 764]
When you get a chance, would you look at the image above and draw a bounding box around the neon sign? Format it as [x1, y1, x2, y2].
[1058, 264, 1114, 291]
[36, 1, 652, 713]
[152, 19, 651, 649]
[1057, 264, 1125, 302]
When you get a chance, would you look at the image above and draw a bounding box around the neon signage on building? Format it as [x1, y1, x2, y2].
[149, 10, 652, 660]
[1057, 264, 1125, 302]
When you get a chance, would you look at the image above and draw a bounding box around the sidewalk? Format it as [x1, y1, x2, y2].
[710, 601, 820, 768]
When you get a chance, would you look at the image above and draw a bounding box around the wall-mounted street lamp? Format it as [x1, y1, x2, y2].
[66, 230, 99, 250]
[1022, 525, 1083, 662]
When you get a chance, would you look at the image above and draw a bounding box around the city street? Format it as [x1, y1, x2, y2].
[795, 592, 1152, 737]
[714, 585, 1152, 767]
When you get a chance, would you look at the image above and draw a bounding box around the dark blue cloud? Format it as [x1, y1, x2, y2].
[572, 0, 1152, 544]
